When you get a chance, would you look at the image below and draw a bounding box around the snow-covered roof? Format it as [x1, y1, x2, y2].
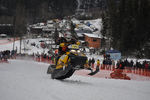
[77, 33, 84, 37]
[84, 33, 102, 39]
[78, 24, 93, 31]
[47, 20, 53, 24]
[84, 18, 102, 31]
[0, 24, 13, 26]
[72, 19, 80, 24]
[32, 26, 43, 29]
[0, 34, 7, 36]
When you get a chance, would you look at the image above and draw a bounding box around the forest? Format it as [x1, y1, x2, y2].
[0, 0, 77, 23]
[102, 0, 150, 58]
[0, 0, 150, 58]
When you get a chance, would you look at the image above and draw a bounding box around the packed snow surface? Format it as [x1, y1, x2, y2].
[0, 59, 150, 100]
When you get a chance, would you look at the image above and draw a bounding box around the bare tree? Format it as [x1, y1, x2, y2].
[15, 2, 27, 54]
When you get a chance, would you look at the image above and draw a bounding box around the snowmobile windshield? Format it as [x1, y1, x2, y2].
[70, 49, 85, 56]
[68, 44, 79, 50]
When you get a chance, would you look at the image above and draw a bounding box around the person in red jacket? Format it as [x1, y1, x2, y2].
[145, 62, 149, 69]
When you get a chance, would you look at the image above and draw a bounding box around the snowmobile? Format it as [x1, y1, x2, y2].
[47, 44, 89, 80]
[110, 69, 131, 80]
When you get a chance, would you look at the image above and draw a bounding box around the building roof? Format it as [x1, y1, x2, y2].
[0, 24, 13, 26]
[84, 33, 102, 39]
[106, 50, 121, 53]
[0, 34, 7, 37]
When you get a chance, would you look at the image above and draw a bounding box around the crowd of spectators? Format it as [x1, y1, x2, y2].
[116, 59, 150, 69]
[0, 50, 17, 62]
[101, 54, 150, 70]
[35, 52, 55, 63]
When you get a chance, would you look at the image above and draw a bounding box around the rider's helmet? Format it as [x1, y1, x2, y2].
[60, 43, 65, 47]
[65, 33, 72, 42]
[76, 41, 80, 45]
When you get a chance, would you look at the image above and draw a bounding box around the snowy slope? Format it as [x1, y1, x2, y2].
[0, 59, 150, 100]
[0, 38, 50, 55]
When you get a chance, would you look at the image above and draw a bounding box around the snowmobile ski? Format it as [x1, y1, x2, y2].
[88, 68, 99, 76]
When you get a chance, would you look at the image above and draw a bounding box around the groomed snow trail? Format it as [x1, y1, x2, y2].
[0, 60, 150, 100]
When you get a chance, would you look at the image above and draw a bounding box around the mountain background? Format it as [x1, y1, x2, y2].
[0, 0, 150, 58]
[0, 0, 106, 24]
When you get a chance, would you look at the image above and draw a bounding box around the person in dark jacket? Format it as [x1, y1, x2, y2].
[91, 58, 95, 68]
[116, 60, 124, 69]
[88, 58, 92, 67]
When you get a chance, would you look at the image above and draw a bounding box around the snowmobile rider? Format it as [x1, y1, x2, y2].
[58, 37, 78, 55]
[55, 36, 80, 65]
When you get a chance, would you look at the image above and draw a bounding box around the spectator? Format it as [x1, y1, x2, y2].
[129, 60, 134, 68]
[112, 60, 115, 70]
[135, 60, 140, 68]
[108, 58, 112, 70]
[102, 58, 106, 69]
[0, 51, 2, 61]
[85, 59, 93, 72]
[91, 58, 95, 68]
[96, 59, 100, 70]
[116, 60, 124, 69]
[144, 61, 149, 69]
[124, 59, 129, 67]
[103, 54, 106, 59]
[88, 58, 92, 67]
[142, 60, 147, 68]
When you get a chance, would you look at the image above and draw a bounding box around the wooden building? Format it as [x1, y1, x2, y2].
[84, 33, 102, 48]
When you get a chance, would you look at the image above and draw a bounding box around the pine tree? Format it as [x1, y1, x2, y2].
[104, 0, 150, 57]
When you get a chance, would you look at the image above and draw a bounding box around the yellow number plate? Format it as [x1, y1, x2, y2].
[71, 44, 79, 49]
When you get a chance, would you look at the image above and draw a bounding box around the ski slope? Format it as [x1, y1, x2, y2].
[0, 59, 150, 100]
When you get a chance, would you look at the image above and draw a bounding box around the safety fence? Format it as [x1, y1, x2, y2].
[0, 55, 16, 63]
[100, 65, 150, 77]
[34, 56, 150, 77]
[1, 55, 150, 77]
[34, 55, 54, 64]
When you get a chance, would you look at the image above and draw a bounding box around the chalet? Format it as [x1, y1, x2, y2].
[75, 28, 93, 40]
[84, 33, 102, 48]
[0, 34, 7, 38]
